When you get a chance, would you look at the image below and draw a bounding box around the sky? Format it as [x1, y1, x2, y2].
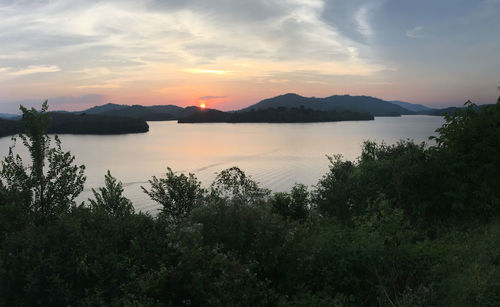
[0, 0, 499, 113]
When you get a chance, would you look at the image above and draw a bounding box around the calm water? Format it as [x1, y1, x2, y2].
[0, 115, 444, 213]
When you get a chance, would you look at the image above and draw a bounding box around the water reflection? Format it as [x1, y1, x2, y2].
[0, 115, 444, 213]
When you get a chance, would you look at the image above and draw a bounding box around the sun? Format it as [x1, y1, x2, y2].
[200, 103, 206, 109]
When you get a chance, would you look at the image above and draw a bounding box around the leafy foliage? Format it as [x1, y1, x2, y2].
[210, 166, 269, 206]
[89, 170, 134, 216]
[142, 167, 205, 222]
[0, 101, 86, 224]
[270, 183, 310, 221]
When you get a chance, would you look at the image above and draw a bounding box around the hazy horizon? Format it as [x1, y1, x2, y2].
[1, 0, 499, 113]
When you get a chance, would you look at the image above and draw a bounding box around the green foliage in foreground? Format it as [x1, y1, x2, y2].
[0, 98, 500, 306]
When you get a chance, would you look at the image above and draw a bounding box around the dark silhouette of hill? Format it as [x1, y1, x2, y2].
[178, 106, 374, 123]
[422, 107, 460, 116]
[48, 113, 149, 134]
[240, 93, 416, 116]
[389, 100, 432, 112]
[80, 103, 129, 114]
[0, 113, 149, 137]
[71, 94, 439, 121]
[78, 104, 198, 121]
[420, 103, 492, 116]
[176, 106, 205, 118]
[0, 118, 23, 137]
[147, 105, 186, 116]
[100, 105, 175, 121]
[0, 113, 19, 120]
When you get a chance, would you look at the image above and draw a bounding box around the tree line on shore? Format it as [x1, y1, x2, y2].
[0, 103, 149, 138]
[0, 98, 499, 305]
[179, 106, 374, 123]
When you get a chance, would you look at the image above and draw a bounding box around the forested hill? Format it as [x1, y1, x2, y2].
[178, 106, 374, 123]
[240, 93, 416, 116]
[77, 103, 200, 121]
[0, 118, 23, 137]
[0, 112, 149, 137]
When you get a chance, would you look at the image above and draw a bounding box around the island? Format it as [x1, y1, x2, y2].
[178, 106, 374, 123]
[0, 112, 149, 137]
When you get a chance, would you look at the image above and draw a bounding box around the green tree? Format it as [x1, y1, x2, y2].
[210, 166, 269, 206]
[89, 170, 134, 216]
[0, 101, 86, 224]
[142, 167, 205, 222]
[270, 183, 310, 221]
[430, 98, 500, 219]
[313, 154, 357, 221]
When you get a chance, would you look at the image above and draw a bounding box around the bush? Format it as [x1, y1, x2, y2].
[142, 167, 205, 222]
[89, 171, 134, 217]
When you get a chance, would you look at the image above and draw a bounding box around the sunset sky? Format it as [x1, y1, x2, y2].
[0, 0, 499, 113]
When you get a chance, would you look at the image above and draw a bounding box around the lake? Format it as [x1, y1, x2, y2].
[0, 115, 444, 213]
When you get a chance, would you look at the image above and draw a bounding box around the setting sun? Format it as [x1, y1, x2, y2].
[200, 103, 206, 109]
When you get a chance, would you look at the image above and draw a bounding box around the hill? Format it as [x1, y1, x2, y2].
[48, 113, 149, 134]
[240, 93, 415, 116]
[178, 106, 374, 123]
[0, 118, 23, 137]
[100, 105, 175, 121]
[78, 104, 197, 121]
[0, 113, 20, 120]
[389, 100, 432, 112]
[79, 103, 128, 115]
[419, 103, 493, 116]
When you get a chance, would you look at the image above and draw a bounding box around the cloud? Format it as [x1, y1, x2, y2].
[354, 7, 373, 37]
[198, 96, 227, 100]
[0, 0, 386, 79]
[184, 69, 236, 75]
[0, 0, 397, 110]
[406, 26, 424, 38]
[77, 84, 121, 89]
[9, 65, 60, 76]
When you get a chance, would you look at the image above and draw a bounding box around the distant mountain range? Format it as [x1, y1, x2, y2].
[240, 93, 417, 117]
[6, 94, 484, 137]
[2, 94, 488, 130]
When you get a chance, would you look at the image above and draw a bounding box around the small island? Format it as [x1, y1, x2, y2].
[0, 112, 149, 138]
[178, 106, 374, 123]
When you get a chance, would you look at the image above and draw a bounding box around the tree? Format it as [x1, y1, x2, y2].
[0, 101, 86, 224]
[142, 167, 205, 222]
[210, 167, 269, 206]
[429, 99, 500, 218]
[89, 170, 134, 216]
[270, 183, 310, 221]
[313, 154, 357, 221]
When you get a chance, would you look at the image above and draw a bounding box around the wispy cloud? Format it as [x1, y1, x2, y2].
[77, 84, 121, 89]
[9, 65, 60, 76]
[184, 69, 236, 75]
[0, 0, 385, 80]
[198, 96, 227, 100]
[4, 0, 496, 109]
[354, 7, 373, 37]
[406, 26, 424, 38]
